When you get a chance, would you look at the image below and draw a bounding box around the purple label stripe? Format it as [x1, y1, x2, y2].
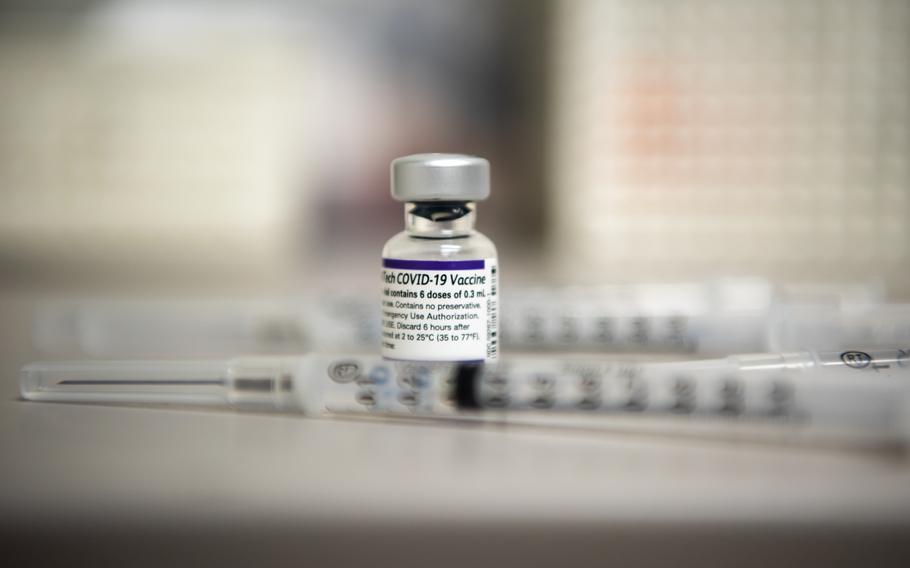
[383, 357, 485, 363]
[383, 258, 485, 271]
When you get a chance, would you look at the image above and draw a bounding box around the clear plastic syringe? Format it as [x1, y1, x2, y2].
[20, 348, 910, 449]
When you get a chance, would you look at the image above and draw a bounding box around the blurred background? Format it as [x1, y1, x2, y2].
[1, 0, 905, 296]
[0, 0, 547, 293]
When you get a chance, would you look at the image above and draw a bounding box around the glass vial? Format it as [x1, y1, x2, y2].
[381, 154, 498, 362]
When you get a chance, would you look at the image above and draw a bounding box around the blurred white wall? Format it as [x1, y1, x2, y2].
[2, 0, 906, 297]
[0, 0, 540, 291]
[550, 0, 910, 297]
[0, 1, 321, 288]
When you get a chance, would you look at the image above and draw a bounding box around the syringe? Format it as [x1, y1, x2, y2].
[20, 348, 910, 449]
[32, 280, 899, 358]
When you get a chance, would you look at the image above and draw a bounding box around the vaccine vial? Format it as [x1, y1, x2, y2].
[381, 154, 498, 362]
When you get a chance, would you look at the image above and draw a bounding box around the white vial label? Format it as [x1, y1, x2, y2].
[381, 258, 498, 361]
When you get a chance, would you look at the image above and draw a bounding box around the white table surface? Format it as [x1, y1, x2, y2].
[1, 294, 909, 567]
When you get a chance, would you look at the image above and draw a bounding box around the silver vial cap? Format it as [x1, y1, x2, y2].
[391, 153, 490, 202]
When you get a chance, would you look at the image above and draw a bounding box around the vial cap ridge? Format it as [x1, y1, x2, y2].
[391, 153, 490, 202]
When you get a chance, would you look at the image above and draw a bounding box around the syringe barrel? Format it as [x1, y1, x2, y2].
[465, 350, 910, 448]
[19, 358, 301, 410]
